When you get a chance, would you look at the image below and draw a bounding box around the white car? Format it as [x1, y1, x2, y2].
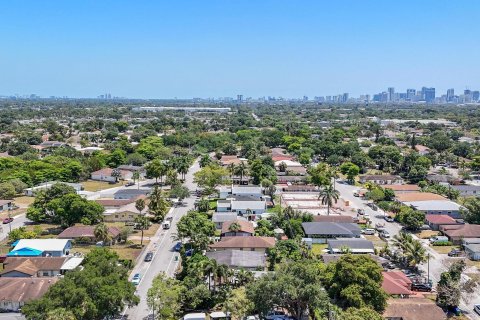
[362, 228, 375, 235]
[131, 273, 141, 286]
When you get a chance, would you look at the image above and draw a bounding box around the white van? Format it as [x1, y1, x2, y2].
[184, 313, 206, 320]
[162, 220, 171, 230]
[430, 236, 449, 243]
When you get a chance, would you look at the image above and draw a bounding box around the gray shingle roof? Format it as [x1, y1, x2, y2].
[302, 222, 361, 237]
[206, 249, 266, 268]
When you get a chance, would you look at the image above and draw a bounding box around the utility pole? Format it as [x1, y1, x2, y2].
[8, 208, 12, 233]
[427, 253, 430, 284]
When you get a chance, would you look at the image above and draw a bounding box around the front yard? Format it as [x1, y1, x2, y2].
[430, 244, 457, 254]
[82, 180, 121, 191]
[311, 243, 328, 255]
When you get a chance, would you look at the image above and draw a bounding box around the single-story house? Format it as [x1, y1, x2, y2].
[426, 174, 461, 185]
[383, 298, 446, 320]
[113, 189, 150, 200]
[0, 257, 67, 277]
[425, 214, 462, 230]
[451, 184, 480, 197]
[313, 215, 355, 223]
[117, 165, 145, 177]
[464, 243, 480, 261]
[327, 238, 374, 254]
[91, 168, 132, 182]
[212, 212, 247, 229]
[404, 200, 463, 218]
[396, 192, 446, 202]
[359, 175, 404, 185]
[209, 236, 275, 253]
[274, 160, 303, 168]
[219, 155, 244, 167]
[302, 222, 361, 243]
[206, 249, 266, 270]
[384, 184, 421, 194]
[382, 271, 413, 297]
[58, 225, 121, 243]
[24, 181, 83, 197]
[0, 277, 59, 312]
[219, 185, 262, 199]
[415, 145, 431, 155]
[8, 239, 72, 257]
[95, 198, 137, 209]
[103, 202, 144, 222]
[221, 220, 254, 237]
[0, 199, 13, 212]
[441, 224, 480, 244]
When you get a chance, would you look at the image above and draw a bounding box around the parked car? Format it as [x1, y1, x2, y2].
[144, 252, 153, 262]
[362, 228, 375, 235]
[366, 202, 378, 211]
[357, 208, 365, 215]
[384, 216, 394, 222]
[174, 242, 182, 251]
[474, 304, 480, 315]
[430, 236, 449, 244]
[363, 213, 370, 219]
[185, 249, 194, 257]
[448, 249, 462, 257]
[419, 224, 431, 230]
[411, 283, 432, 292]
[125, 181, 135, 187]
[131, 273, 141, 286]
[353, 191, 360, 197]
[2, 217, 13, 224]
[265, 311, 286, 320]
[380, 231, 390, 239]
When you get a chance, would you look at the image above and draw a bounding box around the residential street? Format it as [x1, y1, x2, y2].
[0, 214, 29, 242]
[335, 180, 480, 319]
[123, 159, 200, 320]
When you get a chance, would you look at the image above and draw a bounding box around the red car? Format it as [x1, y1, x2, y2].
[2, 217, 13, 224]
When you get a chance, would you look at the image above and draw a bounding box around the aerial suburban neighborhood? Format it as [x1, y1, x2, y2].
[1, 99, 480, 320]
[3, 1, 480, 320]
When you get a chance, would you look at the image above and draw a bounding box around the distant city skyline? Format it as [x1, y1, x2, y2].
[1, 1, 480, 98]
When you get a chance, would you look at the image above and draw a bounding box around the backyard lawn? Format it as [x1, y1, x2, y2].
[82, 180, 121, 192]
[13, 196, 35, 207]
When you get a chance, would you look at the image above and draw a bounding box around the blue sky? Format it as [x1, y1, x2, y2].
[1, 1, 479, 98]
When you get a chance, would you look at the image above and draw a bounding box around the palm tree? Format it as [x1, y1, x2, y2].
[148, 186, 168, 222]
[392, 232, 427, 268]
[202, 259, 218, 291]
[176, 158, 189, 180]
[234, 162, 249, 184]
[235, 269, 254, 287]
[135, 198, 145, 215]
[319, 184, 340, 216]
[134, 215, 150, 247]
[227, 163, 236, 180]
[94, 223, 112, 245]
[215, 264, 229, 288]
[195, 197, 210, 213]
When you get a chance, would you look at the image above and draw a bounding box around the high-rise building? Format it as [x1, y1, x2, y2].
[464, 90, 472, 103]
[473, 91, 480, 102]
[388, 87, 395, 102]
[421, 87, 436, 103]
[342, 93, 349, 103]
[406, 89, 416, 100]
[237, 94, 243, 102]
[447, 89, 455, 102]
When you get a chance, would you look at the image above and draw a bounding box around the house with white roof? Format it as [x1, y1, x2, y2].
[404, 200, 463, 218]
[219, 185, 263, 199]
[8, 239, 72, 257]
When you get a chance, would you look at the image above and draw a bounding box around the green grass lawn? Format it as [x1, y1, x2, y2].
[82, 180, 121, 192]
[311, 243, 328, 255]
[209, 199, 217, 211]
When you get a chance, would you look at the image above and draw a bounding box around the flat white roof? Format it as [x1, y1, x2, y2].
[404, 200, 462, 211]
[183, 313, 207, 320]
[61, 257, 84, 270]
[14, 239, 71, 252]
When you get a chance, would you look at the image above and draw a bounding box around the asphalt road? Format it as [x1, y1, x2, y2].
[123, 159, 200, 320]
[335, 180, 480, 319]
[0, 214, 29, 242]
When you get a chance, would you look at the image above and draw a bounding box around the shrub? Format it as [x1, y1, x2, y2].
[432, 241, 453, 246]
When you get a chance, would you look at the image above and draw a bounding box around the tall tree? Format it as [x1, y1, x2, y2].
[319, 184, 340, 215]
[134, 215, 150, 247]
[94, 223, 112, 245]
[147, 272, 183, 320]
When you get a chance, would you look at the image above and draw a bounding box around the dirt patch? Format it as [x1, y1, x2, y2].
[416, 230, 440, 239]
[431, 245, 457, 254]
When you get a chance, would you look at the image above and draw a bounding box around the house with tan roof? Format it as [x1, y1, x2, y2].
[441, 224, 480, 244]
[220, 220, 254, 237]
[1, 257, 68, 277]
[91, 168, 132, 182]
[58, 225, 121, 243]
[414, 145, 431, 155]
[209, 236, 275, 253]
[396, 192, 446, 202]
[425, 214, 462, 230]
[0, 277, 59, 312]
[383, 298, 446, 320]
